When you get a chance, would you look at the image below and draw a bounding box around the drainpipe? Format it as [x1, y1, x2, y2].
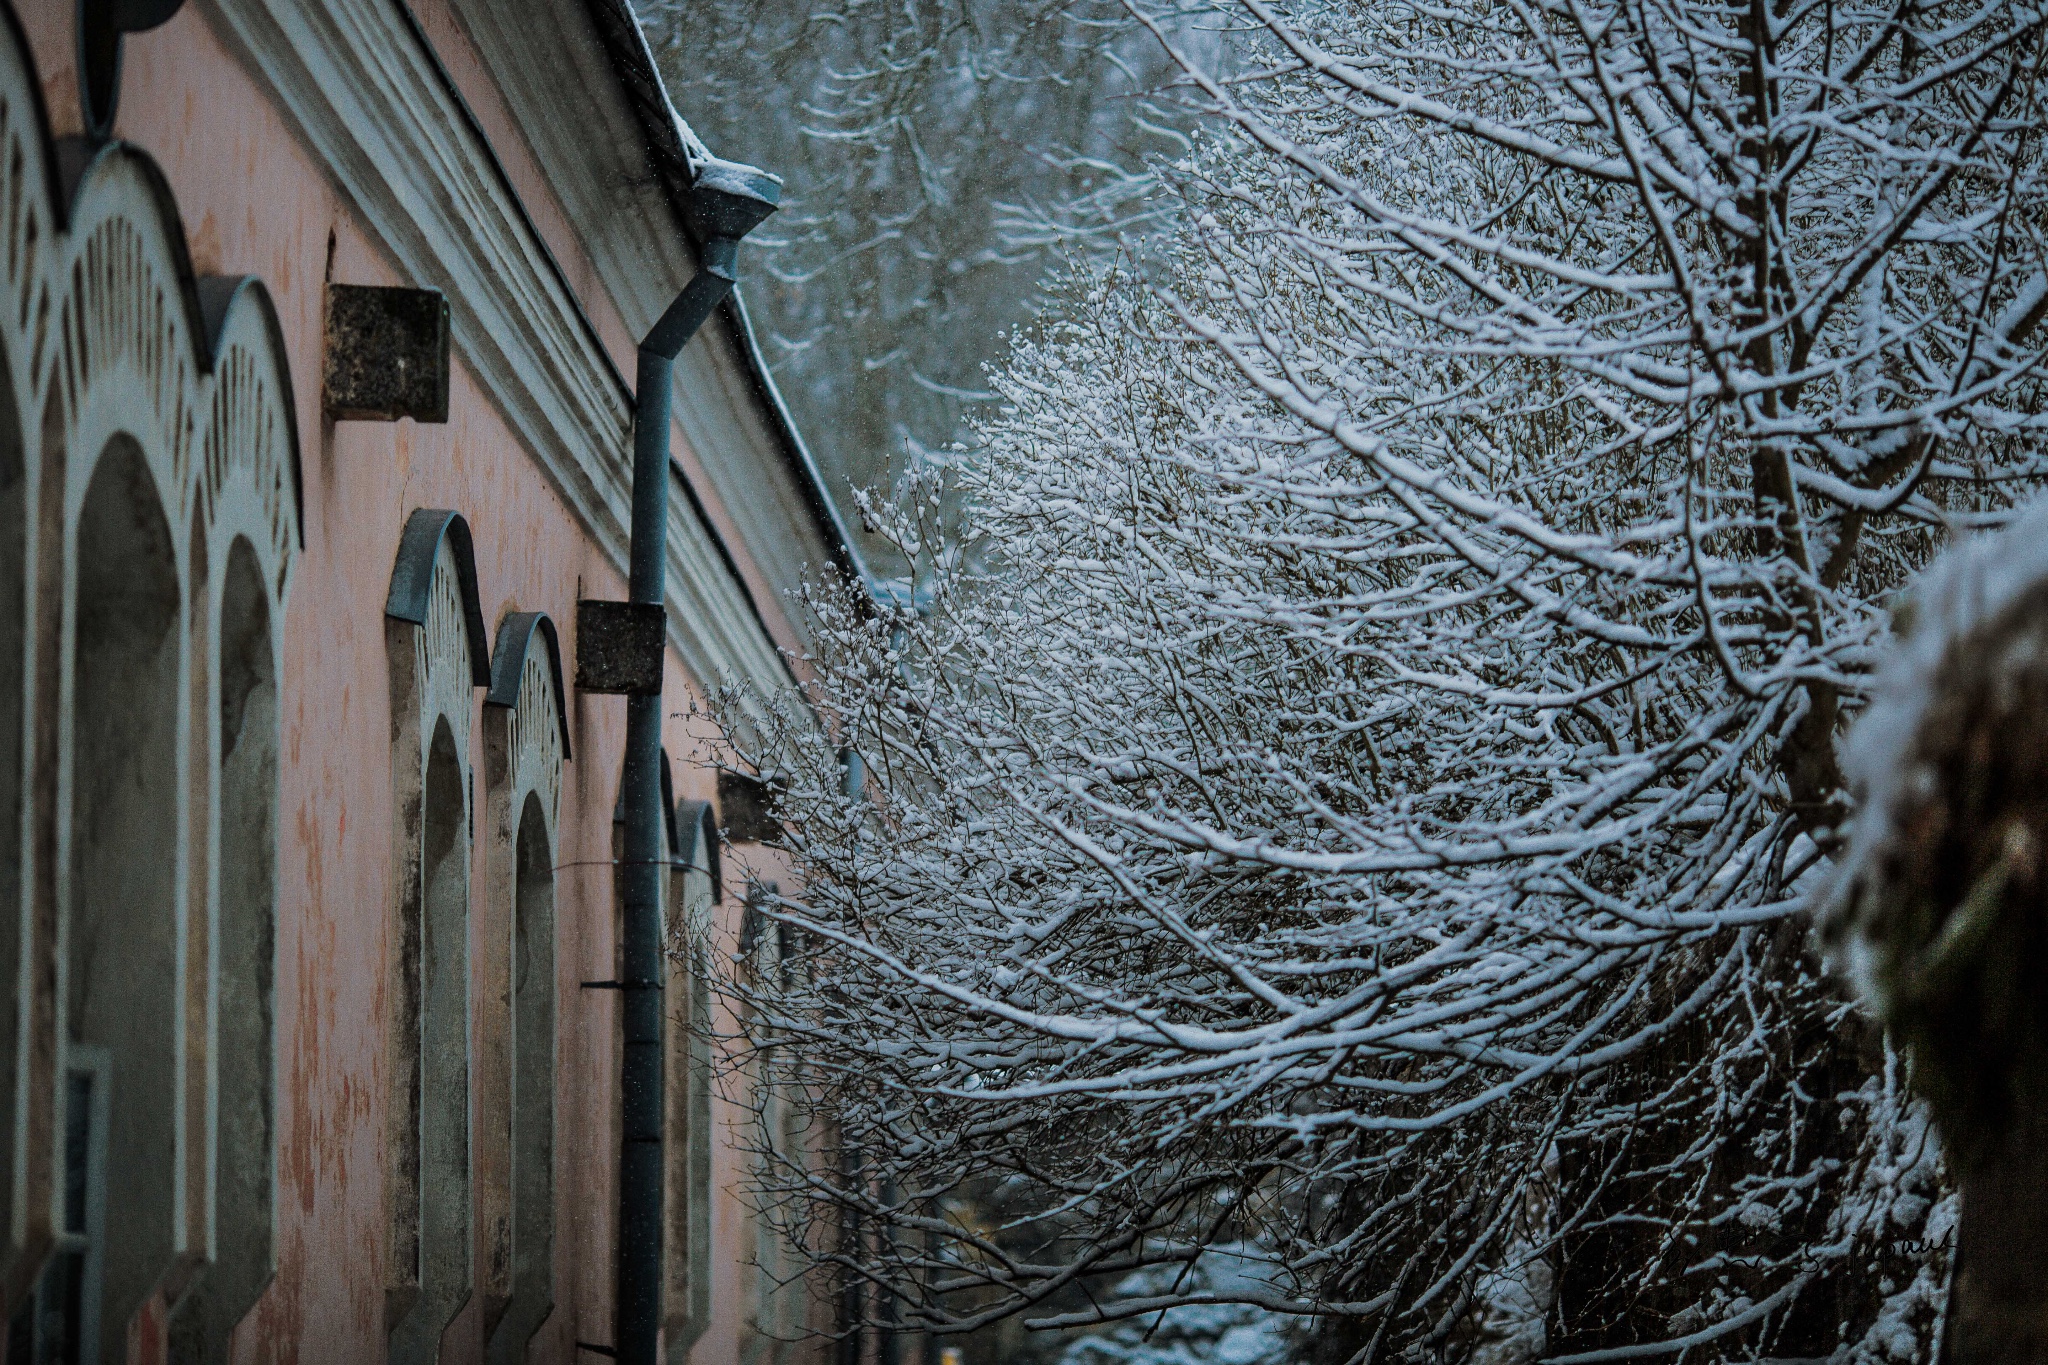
[618, 158, 779, 1365]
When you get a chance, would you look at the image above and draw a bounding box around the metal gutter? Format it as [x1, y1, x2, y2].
[616, 189, 777, 1364]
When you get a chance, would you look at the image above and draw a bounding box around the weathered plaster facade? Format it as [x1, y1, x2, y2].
[0, 1, 833, 1361]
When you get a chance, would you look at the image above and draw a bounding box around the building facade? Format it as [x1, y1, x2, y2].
[0, 0, 847, 1360]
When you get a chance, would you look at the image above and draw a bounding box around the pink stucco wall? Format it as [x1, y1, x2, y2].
[13, 3, 817, 1361]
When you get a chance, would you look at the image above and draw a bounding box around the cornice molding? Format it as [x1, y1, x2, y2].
[197, 0, 790, 696]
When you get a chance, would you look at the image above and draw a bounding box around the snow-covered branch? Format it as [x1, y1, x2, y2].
[714, 0, 2044, 1355]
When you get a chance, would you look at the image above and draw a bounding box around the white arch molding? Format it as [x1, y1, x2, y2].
[0, 7, 303, 1358]
[383, 510, 487, 1364]
[0, 7, 303, 1352]
[480, 611, 566, 1364]
[6, 72, 296, 1365]
[0, 0, 53, 1313]
[169, 278, 299, 1363]
[55, 159, 210, 1365]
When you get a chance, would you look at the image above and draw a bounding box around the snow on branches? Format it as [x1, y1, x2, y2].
[714, 0, 2046, 1358]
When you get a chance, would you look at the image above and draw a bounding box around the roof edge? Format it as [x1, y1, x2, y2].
[578, 0, 869, 593]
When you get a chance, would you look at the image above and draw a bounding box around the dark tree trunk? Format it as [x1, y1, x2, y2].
[1947, 1096, 2048, 1365]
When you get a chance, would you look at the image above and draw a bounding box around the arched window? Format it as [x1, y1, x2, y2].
[666, 799, 718, 1353]
[0, 8, 48, 1302]
[63, 436, 181, 1364]
[481, 611, 566, 1364]
[415, 717, 469, 1332]
[384, 510, 488, 1363]
[166, 271, 301, 1362]
[165, 536, 279, 1361]
[505, 795, 554, 1349]
[0, 327, 26, 1280]
[738, 878, 804, 1358]
[0, 20, 304, 1351]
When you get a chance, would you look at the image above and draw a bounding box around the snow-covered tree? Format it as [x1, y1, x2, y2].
[715, 0, 2047, 1357]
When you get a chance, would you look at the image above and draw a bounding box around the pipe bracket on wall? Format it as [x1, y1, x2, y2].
[716, 770, 783, 845]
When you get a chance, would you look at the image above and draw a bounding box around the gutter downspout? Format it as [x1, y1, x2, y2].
[618, 157, 779, 1365]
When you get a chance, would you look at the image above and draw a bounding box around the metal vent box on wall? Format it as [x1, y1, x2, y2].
[324, 283, 451, 422]
[717, 769, 783, 845]
[575, 599, 667, 696]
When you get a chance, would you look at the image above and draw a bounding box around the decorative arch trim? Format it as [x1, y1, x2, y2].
[0, 0, 307, 1315]
[386, 508, 488, 686]
[485, 611, 570, 760]
[674, 798, 720, 904]
[0, 3, 61, 238]
[382, 510, 482, 1344]
[54, 136, 200, 312]
[196, 276, 304, 550]
[54, 144, 302, 555]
